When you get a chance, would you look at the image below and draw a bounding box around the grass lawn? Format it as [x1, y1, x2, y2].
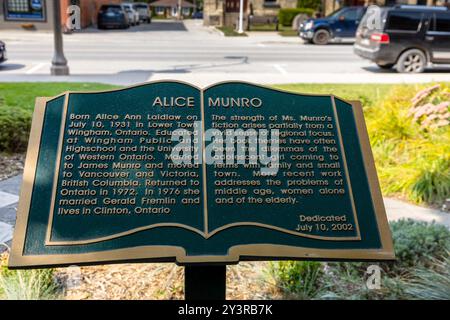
[247, 24, 298, 37]
[216, 26, 248, 37]
[0, 83, 118, 112]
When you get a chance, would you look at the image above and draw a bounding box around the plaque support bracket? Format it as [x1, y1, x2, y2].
[184, 265, 226, 300]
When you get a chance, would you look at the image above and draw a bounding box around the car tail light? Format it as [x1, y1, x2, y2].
[370, 33, 390, 44]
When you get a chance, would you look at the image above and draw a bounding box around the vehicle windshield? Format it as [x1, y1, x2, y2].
[135, 5, 147, 9]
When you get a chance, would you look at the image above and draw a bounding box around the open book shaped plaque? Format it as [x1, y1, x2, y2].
[9, 81, 394, 268]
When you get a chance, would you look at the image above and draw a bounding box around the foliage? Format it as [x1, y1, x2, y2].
[367, 83, 450, 205]
[387, 219, 450, 272]
[297, 0, 322, 10]
[269, 220, 450, 299]
[278, 8, 314, 27]
[268, 261, 323, 299]
[409, 84, 450, 130]
[216, 26, 247, 37]
[0, 83, 117, 153]
[0, 108, 32, 153]
[406, 254, 450, 300]
[0, 253, 60, 300]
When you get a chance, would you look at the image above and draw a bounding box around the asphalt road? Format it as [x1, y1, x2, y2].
[0, 19, 449, 86]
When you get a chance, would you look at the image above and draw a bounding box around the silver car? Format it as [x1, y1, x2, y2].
[122, 3, 140, 26]
[134, 2, 152, 23]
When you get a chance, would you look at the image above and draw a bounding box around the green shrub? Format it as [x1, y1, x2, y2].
[0, 107, 32, 153]
[387, 219, 450, 273]
[297, 0, 321, 10]
[367, 83, 450, 205]
[406, 254, 450, 300]
[268, 261, 323, 299]
[0, 253, 60, 300]
[269, 220, 450, 299]
[278, 8, 314, 27]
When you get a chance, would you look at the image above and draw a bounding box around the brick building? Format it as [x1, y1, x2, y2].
[203, 0, 297, 27]
[203, 0, 449, 28]
[0, 0, 122, 30]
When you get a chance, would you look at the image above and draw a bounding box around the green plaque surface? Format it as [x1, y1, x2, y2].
[9, 81, 394, 268]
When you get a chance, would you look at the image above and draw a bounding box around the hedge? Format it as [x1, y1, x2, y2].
[278, 8, 315, 27]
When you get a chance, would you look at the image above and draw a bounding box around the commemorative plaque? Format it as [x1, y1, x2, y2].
[9, 81, 394, 268]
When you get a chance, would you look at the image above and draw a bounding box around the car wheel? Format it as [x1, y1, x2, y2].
[312, 29, 330, 45]
[396, 49, 427, 73]
[376, 63, 394, 69]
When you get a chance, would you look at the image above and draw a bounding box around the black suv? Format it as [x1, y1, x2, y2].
[0, 41, 6, 64]
[354, 5, 450, 73]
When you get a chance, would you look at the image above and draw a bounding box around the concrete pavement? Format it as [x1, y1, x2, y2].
[0, 19, 449, 86]
[1, 173, 449, 251]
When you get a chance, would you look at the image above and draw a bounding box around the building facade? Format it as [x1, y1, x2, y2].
[204, 0, 449, 28]
[150, 0, 196, 18]
[0, 0, 121, 30]
[203, 0, 297, 27]
[324, 0, 449, 15]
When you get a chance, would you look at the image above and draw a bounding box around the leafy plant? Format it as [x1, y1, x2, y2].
[278, 8, 314, 27]
[0, 253, 61, 300]
[268, 261, 323, 299]
[406, 254, 450, 300]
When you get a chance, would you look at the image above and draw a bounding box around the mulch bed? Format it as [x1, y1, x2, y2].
[56, 262, 282, 300]
[0, 154, 25, 181]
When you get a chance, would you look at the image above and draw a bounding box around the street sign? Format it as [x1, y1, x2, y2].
[9, 81, 394, 268]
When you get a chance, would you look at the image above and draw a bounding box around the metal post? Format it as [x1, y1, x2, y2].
[185, 265, 226, 300]
[51, 0, 69, 76]
[178, 0, 182, 20]
[237, 0, 244, 34]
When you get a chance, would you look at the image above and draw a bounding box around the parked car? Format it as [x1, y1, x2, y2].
[0, 41, 6, 64]
[122, 3, 140, 26]
[192, 11, 203, 19]
[134, 2, 152, 23]
[299, 6, 367, 44]
[98, 4, 129, 29]
[354, 5, 450, 73]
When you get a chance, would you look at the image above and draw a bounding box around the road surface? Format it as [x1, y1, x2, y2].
[0, 20, 449, 86]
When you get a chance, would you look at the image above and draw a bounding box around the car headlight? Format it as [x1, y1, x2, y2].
[304, 21, 314, 30]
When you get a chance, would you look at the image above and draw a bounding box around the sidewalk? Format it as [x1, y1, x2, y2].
[0, 174, 449, 251]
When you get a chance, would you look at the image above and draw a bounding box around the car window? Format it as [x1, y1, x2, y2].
[327, 8, 345, 19]
[358, 8, 388, 32]
[341, 9, 360, 21]
[434, 13, 450, 32]
[387, 11, 422, 31]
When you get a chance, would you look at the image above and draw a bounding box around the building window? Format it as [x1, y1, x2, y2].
[4, 0, 46, 21]
[264, 0, 279, 7]
[182, 8, 190, 16]
[155, 6, 165, 15]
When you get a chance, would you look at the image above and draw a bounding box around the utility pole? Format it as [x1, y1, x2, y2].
[51, 0, 69, 75]
[237, 0, 244, 34]
[178, 0, 182, 20]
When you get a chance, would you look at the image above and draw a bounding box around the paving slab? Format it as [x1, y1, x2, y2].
[0, 174, 22, 195]
[384, 198, 450, 228]
[0, 221, 13, 244]
[0, 191, 19, 208]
